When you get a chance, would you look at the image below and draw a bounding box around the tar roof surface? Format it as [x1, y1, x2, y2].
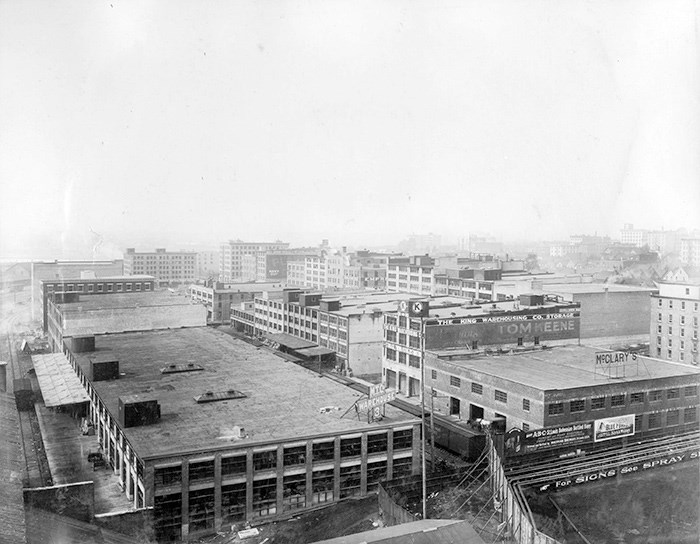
[425, 299, 577, 320]
[431, 344, 700, 391]
[78, 327, 417, 460]
[56, 291, 195, 311]
[547, 283, 657, 294]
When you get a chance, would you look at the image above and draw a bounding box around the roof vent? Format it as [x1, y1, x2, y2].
[161, 363, 204, 374]
[194, 389, 247, 403]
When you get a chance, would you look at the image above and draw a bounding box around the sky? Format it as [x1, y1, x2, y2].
[1, 0, 699, 260]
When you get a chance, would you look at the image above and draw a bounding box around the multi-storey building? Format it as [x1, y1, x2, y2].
[124, 248, 197, 286]
[619, 224, 647, 247]
[188, 282, 284, 324]
[29, 259, 124, 320]
[650, 275, 700, 365]
[195, 251, 220, 280]
[40, 275, 156, 332]
[219, 240, 289, 282]
[433, 269, 502, 301]
[680, 238, 700, 267]
[425, 344, 700, 437]
[241, 290, 419, 377]
[382, 295, 581, 399]
[57, 327, 419, 541]
[386, 255, 435, 296]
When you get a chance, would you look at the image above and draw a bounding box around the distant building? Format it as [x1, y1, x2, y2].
[40, 275, 156, 332]
[620, 224, 647, 247]
[123, 248, 197, 286]
[398, 233, 442, 255]
[46, 290, 207, 351]
[386, 255, 435, 296]
[188, 281, 285, 324]
[219, 240, 289, 282]
[30, 260, 124, 320]
[195, 251, 220, 280]
[680, 238, 700, 267]
[650, 273, 699, 366]
[238, 289, 421, 377]
[60, 327, 419, 541]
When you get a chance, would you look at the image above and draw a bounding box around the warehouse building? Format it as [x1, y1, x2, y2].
[382, 295, 581, 399]
[40, 275, 156, 332]
[424, 344, 700, 438]
[188, 281, 284, 324]
[60, 327, 420, 541]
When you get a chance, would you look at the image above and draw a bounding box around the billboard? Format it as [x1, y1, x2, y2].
[425, 311, 580, 349]
[594, 414, 635, 442]
[265, 254, 289, 280]
[505, 422, 593, 456]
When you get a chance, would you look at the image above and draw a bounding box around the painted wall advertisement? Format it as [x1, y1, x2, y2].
[424, 311, 580, 349]
[505, 422, 593, 456]
[594, 414, 635, 442]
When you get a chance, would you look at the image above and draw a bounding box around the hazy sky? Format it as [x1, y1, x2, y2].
[1, 0, 699, 259]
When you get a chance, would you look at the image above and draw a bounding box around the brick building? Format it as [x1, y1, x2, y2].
[124, 248, 197, 286]
[59, 327, 419, 541]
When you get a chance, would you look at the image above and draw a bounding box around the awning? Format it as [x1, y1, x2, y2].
[31, 353, 90, 407]
[295, 346, 335, 358]
[263, 333, 315, 350]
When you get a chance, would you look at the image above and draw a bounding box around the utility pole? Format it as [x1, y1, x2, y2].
[430, 387, 436, 471]
[420, 312, 427, 520]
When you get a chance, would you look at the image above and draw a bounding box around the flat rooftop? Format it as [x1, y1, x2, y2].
[76, 327, 417, 460]
[41, 275, 155, 284]
[55, 291, 196, 312]
[547, 283, 657, 295]
[429, 344, 700, 391]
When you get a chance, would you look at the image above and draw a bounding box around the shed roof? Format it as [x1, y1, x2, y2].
[31, 353, 90, 407]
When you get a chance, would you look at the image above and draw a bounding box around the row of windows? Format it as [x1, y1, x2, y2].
[439, 373, 528, 410]
[547, 386, 698, 415]
[657, 297, 699, 311]
[46, 282, 152, 293]
[155, 431, 413, 488]
[658, 313, 699, 327]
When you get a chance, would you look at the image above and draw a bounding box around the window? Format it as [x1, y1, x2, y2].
[189, 459, 214, 482]
[312, 469, 334, 504]
[221, 483, 246, 523]
[312, 441, 335, 462]
[517, 337, 523, 346]
[635, 413, 643, 431]
[283, 445, 306, 466]
[667, 388, 680, 399]
[649, 390, 663, 402]
[684, 407, 697, 423]
[409, 336, 420, 349]
[366, 460, 387, 490]
[684, 385, 698, 397]
[367, 433, 388, 454]
[630, 392, 645, 404]
[682, 301, 686, 309]
[666, 409, 680, 426]
[222, 455, 246, 477]
[154, 493, 182, 541]
[471, 383, 483, 395]
[533, 336, 540, 346]
[283, 473, 306, 511]
[340, 437, 361, 458]
[591, 397, 605, 410]
[658, 298, 663, 307]
[252, 478, 277, 517]
[495, 390, 508, 403]
[340, 464, 362, 498]
[385, 348, 396, 361]
[669, 300, 674, 309]
[611, 394, 626, 407]
[189, 488, 215, 531]
[522, 399, 531, 412]
[648, 413, 662, 429]
[408, 355, 420, 368]
[398, 352, 406, 364]
[386, 330, 397, 343]
[392, 456, 413, 478]
[668, 328, 673, 336]
[450, 376, 461, 388]
[658, 313, 662, 321]
[253, 450, 277, 471]
[154, 465, 181, 487]
[431, 369, 437, 380]
[547, 403, 564, 416]
[569, 399, 585, 412]
[398, 333, 407, 346]
[657, 325, 662, 334]
[522, 423, 530, 431]
[393, 429, 413, 450]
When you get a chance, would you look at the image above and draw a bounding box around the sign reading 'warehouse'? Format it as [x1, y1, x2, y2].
[425, 311, 580, 349]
